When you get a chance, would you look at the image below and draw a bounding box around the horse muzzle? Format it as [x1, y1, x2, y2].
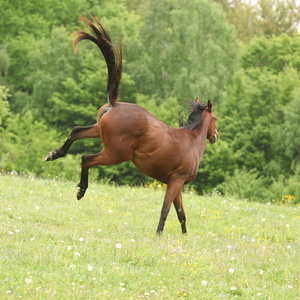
[209, 131, 218, 143]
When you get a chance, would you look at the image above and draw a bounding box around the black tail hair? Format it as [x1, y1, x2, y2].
[72, 15, 122, 106]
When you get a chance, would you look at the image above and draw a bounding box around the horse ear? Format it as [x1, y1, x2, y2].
[195, 97, 200, 104]
[207, 100, 213, 112]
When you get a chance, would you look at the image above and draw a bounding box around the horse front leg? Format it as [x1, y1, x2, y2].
[44, 124, 100, 162]
[156, 180, 184, 235]
[173, 190, 187, 234]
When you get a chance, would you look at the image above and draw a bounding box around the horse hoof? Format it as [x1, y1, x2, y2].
[77, 188, 86, 200]
[44, 152, 54, 161]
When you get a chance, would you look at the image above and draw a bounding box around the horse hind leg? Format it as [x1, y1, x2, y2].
[44, 124, 100, 162]
[77, 148, 131, 200]
[173, 191, 187, 234]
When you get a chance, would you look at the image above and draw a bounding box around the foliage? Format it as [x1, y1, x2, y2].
[0, 47, 10, 80]
[273, 88, 300, 168]
[130, 0, 239, 103]
[217, 168, 267, 202]
[241, 34, 300, 72]
[0, 86, 11, 127]
[267, 168, 300, 205]
[215, 0, 300, 42]
[192, 140, 238, 193]
[214, 34, 300, 202]
[0, 107, 80, 180]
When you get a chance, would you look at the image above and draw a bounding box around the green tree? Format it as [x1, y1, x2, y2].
[254, 0, 300, 37]
[218, 34, 300, 188]
[215, 0, 300, 42]
[192, 140, 238, 194]
[0, 86, 11, 127]
[274, 89, 300, 170]
[0, 108, 81, 179]
[0, 0, 84, 41]
[129, 0, 239, 103]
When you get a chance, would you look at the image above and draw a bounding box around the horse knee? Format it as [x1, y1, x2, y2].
[70, 126, 81, 140]
[81, 154, 89, 166]
[81, 154, 98, 170]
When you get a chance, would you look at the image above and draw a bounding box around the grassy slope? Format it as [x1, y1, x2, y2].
[0, 174, 299, 299]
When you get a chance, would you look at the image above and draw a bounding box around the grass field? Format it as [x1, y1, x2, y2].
[0, 173, 299, 299]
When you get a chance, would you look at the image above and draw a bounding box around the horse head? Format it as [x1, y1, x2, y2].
[180, 98, 218, 144]
[206, 99, 218, 143]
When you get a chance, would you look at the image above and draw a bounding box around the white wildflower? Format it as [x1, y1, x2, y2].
[201, 280, 208, 286]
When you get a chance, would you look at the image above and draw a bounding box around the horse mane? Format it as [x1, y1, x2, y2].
[178, 99, 207, 131]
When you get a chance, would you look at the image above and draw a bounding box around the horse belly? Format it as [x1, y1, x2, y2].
[131, 155, 170, 183]
[131, 139, 186, 184]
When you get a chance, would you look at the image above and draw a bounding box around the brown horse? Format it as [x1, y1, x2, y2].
[45, 16, 218, 234]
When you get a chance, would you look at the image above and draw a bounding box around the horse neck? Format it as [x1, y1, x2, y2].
[192, 110, 210, 158]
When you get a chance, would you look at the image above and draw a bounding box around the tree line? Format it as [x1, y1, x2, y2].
[0, 0, 299, 204]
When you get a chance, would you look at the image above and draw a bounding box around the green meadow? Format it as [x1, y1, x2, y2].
[0, 173, 299, 299]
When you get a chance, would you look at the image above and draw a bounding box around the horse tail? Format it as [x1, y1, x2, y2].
[72, 15, 122, 106]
